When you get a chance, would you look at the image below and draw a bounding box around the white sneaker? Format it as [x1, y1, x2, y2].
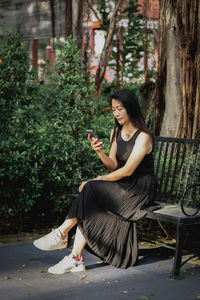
[33, 229, 67, 251]
[48, 254, 86, 274]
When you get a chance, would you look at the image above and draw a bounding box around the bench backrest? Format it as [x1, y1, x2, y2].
[153, 136, 200, 208]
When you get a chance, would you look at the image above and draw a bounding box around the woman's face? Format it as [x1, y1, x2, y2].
[111, 99, 129, 125]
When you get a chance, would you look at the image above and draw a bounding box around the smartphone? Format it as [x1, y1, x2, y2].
[86, 129, 99, 140]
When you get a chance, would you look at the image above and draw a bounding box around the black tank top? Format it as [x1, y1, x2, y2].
[116, 128, 154, 178]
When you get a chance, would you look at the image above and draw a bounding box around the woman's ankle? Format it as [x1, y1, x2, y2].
[57, 227, 68, 238]
[72, 253, 82, 260]
[58, 218, 77, 237]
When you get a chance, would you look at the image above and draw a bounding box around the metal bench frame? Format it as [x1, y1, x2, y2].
[147, 136, 200, 278]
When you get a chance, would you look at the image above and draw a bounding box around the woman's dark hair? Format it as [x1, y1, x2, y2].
[110, 89, 151, 146]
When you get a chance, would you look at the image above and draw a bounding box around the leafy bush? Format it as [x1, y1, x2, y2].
[0, 28, 41, 222]
[0, 31, 110, 231]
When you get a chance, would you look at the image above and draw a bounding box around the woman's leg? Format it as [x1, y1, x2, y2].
[71, 225, 87, 259]
[33, 217, 78, 251]
[47, 225, 87, 274]
[58, 217, 77, 237]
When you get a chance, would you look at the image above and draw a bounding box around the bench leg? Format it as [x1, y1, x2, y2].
[170, 221, 185, 279]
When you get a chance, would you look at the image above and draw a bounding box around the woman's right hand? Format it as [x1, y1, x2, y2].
[79, 181, 88, 192]
[88, 135, 103, 152]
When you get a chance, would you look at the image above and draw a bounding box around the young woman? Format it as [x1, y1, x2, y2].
[33, 89, 156, 274]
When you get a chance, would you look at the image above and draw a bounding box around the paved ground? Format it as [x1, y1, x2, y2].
[0, 234, 200, 300]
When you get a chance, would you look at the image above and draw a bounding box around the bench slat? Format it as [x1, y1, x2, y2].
[153, 137, 200, 209]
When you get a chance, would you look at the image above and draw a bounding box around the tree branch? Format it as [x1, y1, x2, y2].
[95, 0, 124, 96]
[86, 0, 102, 24]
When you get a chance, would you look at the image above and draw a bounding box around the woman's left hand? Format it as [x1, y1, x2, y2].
[79, 181, 88, 192]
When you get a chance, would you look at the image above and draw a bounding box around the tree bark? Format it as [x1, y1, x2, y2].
[143, 0, 149, 84]
[49, 0, 55, 50]
[65, 0, 73, 37]
[150, 0, 200, 138]
[74, 0, 83, 49]
[147, 0, 166, 135]
[193, 1, 200, 139]
[160, 5, 182, 137]
[65, 0, 83, 48]
[175, 0, 200, 138]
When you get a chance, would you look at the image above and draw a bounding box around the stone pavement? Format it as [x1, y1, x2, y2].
[0, 234, 200, 300]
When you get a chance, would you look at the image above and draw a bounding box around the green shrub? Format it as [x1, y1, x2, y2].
[0, 28, 41, 222]
[0, 32, 108, 231]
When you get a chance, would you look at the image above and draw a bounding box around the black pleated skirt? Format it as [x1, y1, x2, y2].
[66, 175, 154, 269]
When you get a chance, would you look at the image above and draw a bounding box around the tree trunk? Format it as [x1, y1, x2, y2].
[160, 5, 182, 137]
[50, 0, 55, 50]
[148, 0, 166, 135]
[150, 0, 200, 138]
[174, 0, 200, 138]
[143, 0, 149, 84]
[65, 0, 73, 37]
[82, 4, 90, 81]
[94, 0, 124, 97]
[115, 28, 120, 90]
[65, 0, 83, 49]
[73, 0, 83, 45]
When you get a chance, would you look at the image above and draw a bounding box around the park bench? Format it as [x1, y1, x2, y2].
[70, 135, 200, 279]
[146, 136, 200, 278]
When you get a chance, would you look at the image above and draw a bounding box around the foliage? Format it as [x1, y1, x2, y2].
[109, 0, 143, 84]
[94, 0, 112, 30]
[0, 27, 34, 130]
[0, 31, 106, 231]
[0, 28, 41, 221]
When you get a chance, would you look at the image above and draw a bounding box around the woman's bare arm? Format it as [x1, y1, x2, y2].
[100, 132, 152, 181]
[79, 131, 152, 192]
